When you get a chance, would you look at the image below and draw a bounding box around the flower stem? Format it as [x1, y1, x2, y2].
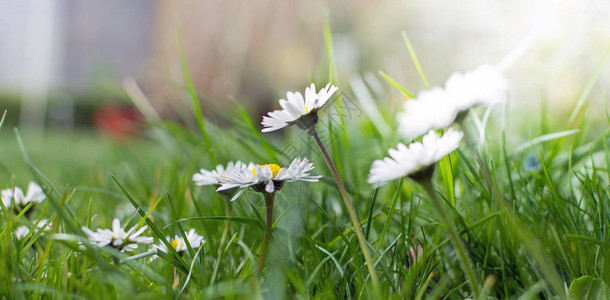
[309, 128, 381, 296]
[256, 192, 275, 276]
[419, 179, 480, 298]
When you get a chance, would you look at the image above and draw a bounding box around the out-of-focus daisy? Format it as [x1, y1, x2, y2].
[14, 219, 53, 239]
[397, 87, 458, 140]
[1, 182, 46, 211]
[82, 218, 153, 252]
[261, 83, 338, 132]
[217, 157, 321, 201]
[368, 129, 463, 185]
[397, 65, 508, 140]
[192, 161, 253, 187]
[152, 229, 205, 259]
[444, 64, 509, 111]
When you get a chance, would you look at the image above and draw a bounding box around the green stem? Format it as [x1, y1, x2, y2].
[214, 196, 232, 285]
[309, 128, 381, 296]
[420, 179, 480, 298]
[256, 193, 274, 275]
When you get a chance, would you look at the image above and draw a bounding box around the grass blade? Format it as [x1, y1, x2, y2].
[402, 31, 429, 88]
[379, 71, 414, 98]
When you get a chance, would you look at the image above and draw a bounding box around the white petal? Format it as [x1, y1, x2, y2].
[25, 182, 46, 203]
[265, 181, 275, 193]
[230, 188, 247, 201]
[397, 87, 458, 139]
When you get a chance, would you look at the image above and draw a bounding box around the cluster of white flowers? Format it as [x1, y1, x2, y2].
[81, 218, 205, 261]
[0, 60, 511, 273]
[82, 218, 153, 252]
[369, 64, 508, 185]
[14, 219, 53, 240]
[191, 84, 335, 201]
[192, 84, 338, 201]
[254, 77, 505, 186]
[1, 182, 46, 211]
[194, 157, 321, 201]
[398, 65, 508, 139]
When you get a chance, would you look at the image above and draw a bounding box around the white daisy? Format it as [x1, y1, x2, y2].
[14, 219, 53, 239]
[444, 64, 509, 111]
[1, 182, 46, 211]
[152, 229, 205, 259]
[217, 157, 321, 201]
[368, 129, 464, 185]
[192, 161, 254, 186]
[82, 218, 153, 252]
[397, 87, 459, 140]
[261, 83, 338, 132]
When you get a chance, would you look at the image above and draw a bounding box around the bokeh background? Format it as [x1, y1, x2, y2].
[0, 0, 609, 184]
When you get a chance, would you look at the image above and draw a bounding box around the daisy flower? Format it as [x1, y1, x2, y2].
[261, 83, 338, 132]
[192, 161, 253, 186]
[152, 229, 205, 259]
[82, 218, 153, 252]
[397, 87, 459, 140]
[396, 65, 508, 140]
[1, 182, 46, 211]
[368, 129, 464, 185]
[444, 64, 509, 111]
[217, 157, 321, 201]
[14, 219, 53, 239]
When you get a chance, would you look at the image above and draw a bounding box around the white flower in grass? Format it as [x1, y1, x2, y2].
[14, 226, 30, 240]
[261, 83, 338, 132]
[368, 129, 464, 185]
[217, 157, 321, 201]
[14, 219, 53, 239]
[192, 161, 254, 186]
[1, 182, 46, 210]
[445, 64, 509, 111]
[82, 218, 153, 252]
[397, 87, 458, 140]
[152, 229, 205, 259]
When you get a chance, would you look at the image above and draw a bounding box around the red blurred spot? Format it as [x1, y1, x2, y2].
[93, 105, 142, 139]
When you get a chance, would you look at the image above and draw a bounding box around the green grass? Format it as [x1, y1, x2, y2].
[1, 57, 609, 299]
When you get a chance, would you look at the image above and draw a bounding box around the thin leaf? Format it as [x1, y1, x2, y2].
[402, 31, 429, 88]
[379, 71, 414, 98]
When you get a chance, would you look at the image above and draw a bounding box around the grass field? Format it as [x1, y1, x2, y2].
[1, 49, 609, 299]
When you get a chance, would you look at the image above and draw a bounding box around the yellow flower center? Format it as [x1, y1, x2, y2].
[170, 239, 180, 250]
[305, 105, 309, 113]
[252, 164, 281, 178]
